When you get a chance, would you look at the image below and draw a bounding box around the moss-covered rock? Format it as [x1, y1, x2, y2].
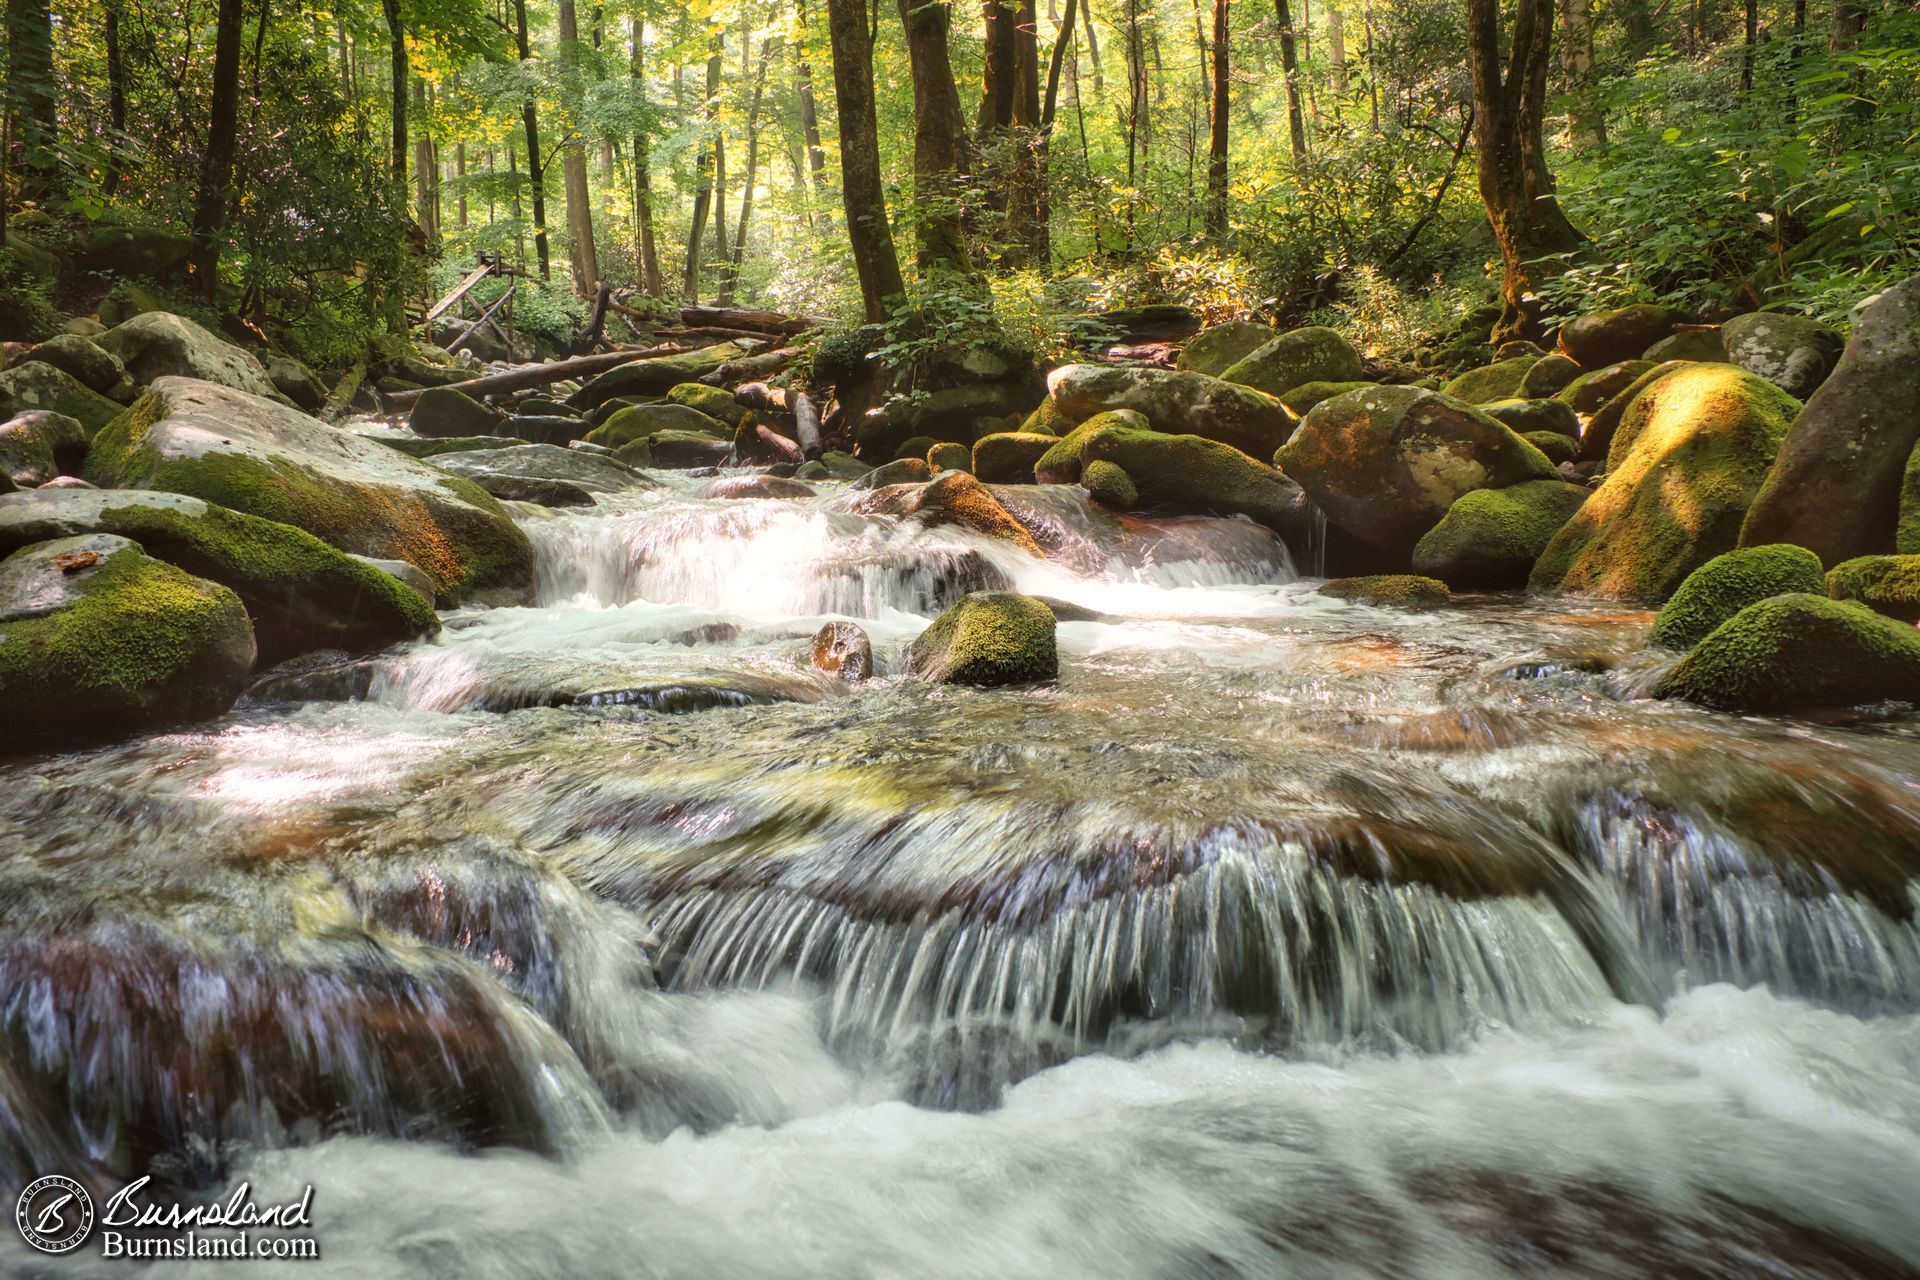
[1653, 593, 1920, 713]
[24, 334, 130, 397]
[1032, 410, 1151, 483]
[0, 411, 86, 485]
[1553, 359, 1657, 415]
[1274, 379, 1376, 415]
[1482, 397, 1579, 438]
[0, 487, 439, 664]
[666, 381, 745, 425]
[1740, 277, 1920, 566]
[1175, 321, 1275, 377]
[1411, 480, 1589, 590]
[894, 434, 940, 462]
[79, 224, 193, 278]
[1217, 326, 1364, 397]
[927, 441, 972, 473]
[1016, 398, 1071, 437]
[373, 434, 523, 459]
[96, 312, 282, 399]
[583, 402, 731, 449]
[906, 590, 1058, 685]
[849, 457, 931, 489]
[1826, 555, 1920, 623]
[1558, 303, 1687, 368]
[1644, 329, 1728, 363]
[1073, 422, 1308, 534]
[971, 432, 1056, 483]
[82, 378, 534, 606]
[793, 450, 870, 482]
[1521, 431, 1578, 465]
[850, 470, 1043, 556]
[567, 341, 754, 410]
[1440, 356, 1540, 405]
[0, 361, 126, 435]
[642, 429, 733, 469]
[1518, 353, 1582, 399]
[430, 443, 654, 497]
[1721, 312, 1843, 399]
[1046, 363, 1298, 459]
[1319, 574, 1451, 609]
[1531, 364, 1799, 602]
[261, 352, 328, 413]
[1576, 361, 1690, 464]
[409, 386, 503, 439]
[855, 384, 1032, 459]
[1648, 544, 1827, 650]
[1276, 385, 1558, 555]
[1081, 459, 1138, 509]
[0, 533, 256, 748]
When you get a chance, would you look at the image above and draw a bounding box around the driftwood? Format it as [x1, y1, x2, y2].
[680, 305, 820, 335]
[379, 344, 691, 407]
[320, 358, 367, 423]
[700, 346, 803, 386]
[753, 423, 805, 463]
[733, 381, 789, 417]
[791, 391, 823, 460]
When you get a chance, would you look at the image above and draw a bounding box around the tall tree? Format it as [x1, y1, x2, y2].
[4, 0, 61, 204]
[794, 0, 830, 192]
[413, 77, 439, 239]
[512, 0, 553, 278]
[384, 0, 408, 190]
[1035, 0, 1079, 265]
[824, 0, 905, 318]
[630, 14, 663, 295]
[1205, 0, 1229, 238]
[187, 0, 246, 296]
[1559, 0, 1604, 145]
[721, 37, 777, 304]
[557, 0, 600, 294]
[1272, 0, 1306, 159]
[896, 0, 976, 275]
[684, 27, 722, 301]
[1467, 0, 1584, 339]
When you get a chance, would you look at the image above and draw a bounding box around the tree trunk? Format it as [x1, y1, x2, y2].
[383, 0, 406, 189]
[514, 0, 552, 279]
[1123, 0, 1147, 204]
[5, 0, 60, 203]
[1205, 0, 1229, 239]
[412, 77, 439, 241]
[795, 0, 829, 189]
[1741, 0, 1757, 92]
[557, 0, 600, 295]
[630, 16, 663, 295]
[823, 0, 906, 319]
[1831, 0, 1868, 49]
[1560, 0, 1604, 145]
[1036, 0, 1079, 267]
[1327, 6, 1346, 103]
[103, 0, 128, 195]
[1468, 0, 1585, 340]
[457, 142, 468, 227]
[1272, 0, 1306, 160]
[895, 0, 976, 276]
[188, 0, 245, 297]
[684, 30, 723, 302]
[721, 38, 776, 304]
[979, 0, 1019, 139]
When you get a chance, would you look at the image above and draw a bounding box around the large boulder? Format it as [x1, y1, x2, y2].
[854, 383, 1034, 459]
[80, 224, 192, 278]
[1176, 320, 1276, 377]
[1068, 422, 1309, 535]
[24, 334, 130, 398]
[409, 386, 504, 439]
[0, 361, 125, 435]
[1576, 361, 1689, 463]
[906, 591, 1058, 686]
[0, 533, 255, 749]
[261, 352, 329, 413]
[1046, 364, 1298, 459]
[0, 411, 86, 486]
[1553, 360, 1656, 415]
[1721, 312, 1842, 399]
[1825, 555, 1920, 624]
[584, 402, 730, 449]
[849, 471, 1043, 556]
[1644, 329, 1729, 363]
[1648, 544, 1827, 650]
[0, 488, 439, 665]
[1275, 386, 1558, 555]
[971, 432, 1057, 483]
[1531, 364, 1799, 602]
[1217, 326, 1364, 397]
[1558, 304, 1686, 368]
[1440, 357, 1539, 406]
[1411, 479, 1589, 590]
[1481, 398, 1579, 439]
[1739, 278, 1920, 564]
[567, 342, 755, 410]
[83, 378, 534, 605]
[1652, 593, 1920, 713]
[1274, 380, 1375, 415]
[96, 312, 282, 399]
[1519, 353, 1582, 399]
[429, 443, 655, 497]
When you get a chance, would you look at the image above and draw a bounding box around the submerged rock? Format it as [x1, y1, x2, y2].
[1217, 326, 1364, 398]
[907, 591, 1058, 686]
[1047, 363, 1298, 459]
[811, 620, 874, 680]
[1721, 312, 1842, 399]
[1319, 574, 1451, 609]
[1653, 593, 1920, 713]
[1648, 544, 1828, 650]
[708, 474, 817, 501]
[96, 311, 281, 399]
[0, 533, 255, 748]
[1412, 480, 1589, 590]
[1825, 555, 1920, 623]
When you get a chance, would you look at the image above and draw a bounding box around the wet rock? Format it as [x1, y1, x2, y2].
[431, 443, 653, 496]
[708, 475, 816, 500]
[1047, 363, 1299, 459]
[1558, 303, 1686, 368]
[1482, 397, 1579, 438]
[1032, 596, 1110, 622]
[1825, 555, 1920, 623]
[1653, 593, 1920, 713]
[0, 533, 255, 747]
[1275, 379, 1376, 414]
[1276, 386, 1558, 556]
[1440, 356, 1539, 405]
[850, 457, 931, 489]
[1644, 328, 1728, 363]
[852, 471, 1044, 556]
[1412, 480, 1589, 590]
[0, 487, 440, 664]
[1553, 359, 1657, 414]
[928, 442, 972, 474]
[811, 620, 873, 680]
[1740, 278, 1920, 565]
[0, 411, 86, 485]
[855, 384, 1033, 459]
[0, 360, 125, 434]
[1722, 312, 1842, 398]
[1217, 326, 1365, 397]
[794, 451, 871, 482]
[374, 433, 523, 459]
[1532, 364, 1798, 602]
[1073, 421, 1308, 535]
[1649, 544, 1827, 650]
[1518, 353, 1582, 399]
[501, 414, 591, 445]
[907, 590, 1058, 686]
[971, 432, 1056, 483]
[409, 385, 505, 438]
[348, 554, 438, 602]
[83, 378, 534, 605]
[568, 341, 755, 410]
[23, 334, 130, 398]
[1575, 361, 1690, 464]
[628, 429, 731, 469]
[95, 311, 282, 399]
[1033, 410, 1150, 483]
[584, 402, 729, 449]
[1081, 459, 1138, 509]
[1319, 574, 1451, 609]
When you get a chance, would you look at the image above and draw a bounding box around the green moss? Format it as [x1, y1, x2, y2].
[1274, 380, 1374, 414]
[1033, 410, 1149, 483]
[1897, 440, 1920, 555]
[666, 382, 746, 424]
[1653, 593, 1920, 712]
[1826, 555, 1920, 623]
[1076, 422, 1299, 530]
[1440, 357, 1539, 405]
[1082, 459, 1138, 509]
[906, 591, 1059, 685]
[1320, 574, 1451, 609]
[1649, 544, 1827, 649]
[927, 441, 972, 473]
[971, 432, 1056, 483]
[1554, 360, 1657, 414]
[1522, 431, 1578, 465]
[810, 324, 886, 387]
[1017, 398, 1071, 437]
[1411, 480, 1589, 590]
[895, 434, 940, 462]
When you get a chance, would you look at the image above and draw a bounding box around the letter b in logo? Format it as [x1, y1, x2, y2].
[15, 1175, 95, 1254]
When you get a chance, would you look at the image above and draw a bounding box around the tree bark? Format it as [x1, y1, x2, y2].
[514, 0, 552, 279]
[1206, 0, 1229, 239]
[824, 0, 907, 319]
[1467, 0, 1585, 340]
[630, 16, 663, 295]
[1559, 0, 1605, 145]
[188, 0, 245, 297]
[684, 29, 723, 302]
[557, 0, 600, 295]
[412, 77, 439, 241]
[795, 0, 829, 189]
[896, 0, 977, 276]
[1272, 0, 1306, 160]
[979, 0, 1019, 138]
[384, 0, 406, 189]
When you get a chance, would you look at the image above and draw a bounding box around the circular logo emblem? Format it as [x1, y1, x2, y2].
[15, 1175, 94, 1254]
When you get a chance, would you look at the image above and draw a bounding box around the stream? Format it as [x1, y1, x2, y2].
[4, 472, 1920, 1277]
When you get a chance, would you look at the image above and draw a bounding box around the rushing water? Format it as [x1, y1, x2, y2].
[4, 471, 1920, 1276]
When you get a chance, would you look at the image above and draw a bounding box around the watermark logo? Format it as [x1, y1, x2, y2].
[15, 1174, 95, 1255]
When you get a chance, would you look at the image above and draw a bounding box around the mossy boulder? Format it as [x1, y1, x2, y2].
[24, 335, 130, 398]
[1721, 312, 1843, 399]
[96, 312, 282, 400]
[1176, 320, 1276, 377]
[568, 341, 754, 410]
[261, 352, 328, 413]
[849, 471, 1043, 556]
[1072, 422, 1308, 534]
[1644, 329, 1728, 363]
[927, 441, 972, 473]
[1276, 385, 1558, 555]
[1648, 544, 1827, 650]
[1825, 555, 1920, 623]
[1740, 277, 1920, 565]
[1553, 360, 1657, 415]
[1046, 363, 1298, 459]
[1531, 364, 1799, 602]
[1482, 397, 1579, 438]
[641, 430, 732, 469]
[856, 384, 1033, 459]
[0, 488, 439, 664]
[894, 434, 940, 462]
[0, 533, 256, 748]
[906, 590, 1058, 686]
[409, 386, 504, 439]
[1032, 410, 1151, 483]
[1081, 460, 1138, 509]
[584, 402, 730, 449]
[1319, 574, 1451, 609]
[0, 361, 126, 435]
[0, 411, 86, 485]
[79, 224, 192, 278]
[1576, 361, 1690, 464]
[82, 378, 534, 606]
[1559, 304, 1686, 368]
[1652, 593, 1920, 713]
[374, 434, 523, 459]
[1217, 326, 1364, 397]
[1017, 398, 1071, 437]
[1522, 431, 1578, 466]
[1411, 480, 1589, 590]
[431, 444, 654, 498]
[1275, 380, 1376, 415]
[1440, 356, 1539, 405]
[1518, 353, 1582, 399]
[666, 382, 745, 425]
[971, 432, 1056, 483]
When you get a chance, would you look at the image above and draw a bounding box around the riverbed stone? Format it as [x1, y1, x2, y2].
[1653, 592, 1920, 713]
[1274, 380, 1376, 414]
[1559, 304, 1687, 368]
[851, 471, 1044, 556]
[811, 621, 873, 681]
[1081, 459, 1138, 509]
[1441, 356, 1539, 405]
[850, 457, 932, 489]
[584, 402, 730, 449]
[1648, 544, 1827, 650]
[928, 442, 972, 474]
[430, 443, 653, 496]
[907, 590, 1058, 686]
[261, 352, 328, 412]
[1644, 328, 1728, 363]
[971, 432, 1056, 483]
[1825, 555, 1920, 623]
[1482, 397, 1579, 438]
[96, 312, 282, 399]
[1073, 421, 1308, 534]
[0, 533, 256, 747]
[1176, 321, 1275, 377]
[1217, 326, 1365, 398]
[1411, 479, 1590, 590]
[1319, 574, 1451, 609]
[0, 361, 126, 435]
[568, 341, 755, 410]
[1519, 353, 1582, 399]
[82, 377, 534, 605]
[1576, 361, 1690, 464]
[24, 334, 130, 397]
[1722, 312, 1843, 399]
[666, 382, 747, 425]
[708, 474, 817, 501]
[1523, 431, 1578, 465]
[1554, 360, 1657, 415]
[410, 386, 504, 438]
[1047, 363, 1299, 459]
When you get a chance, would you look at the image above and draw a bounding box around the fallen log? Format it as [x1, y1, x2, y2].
[653, 325, 788, 345]
[699, 346, 804, 386]
[733, 381, 790, 417]
[320, 358, 367, 423]
[791, 391, 823, 460]
[378, 344, 693, 407]
[754, 423, 805, 464]
[680, 305, 821, 336]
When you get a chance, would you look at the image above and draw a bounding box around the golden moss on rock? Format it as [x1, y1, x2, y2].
[907, 591, 1058, 685]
